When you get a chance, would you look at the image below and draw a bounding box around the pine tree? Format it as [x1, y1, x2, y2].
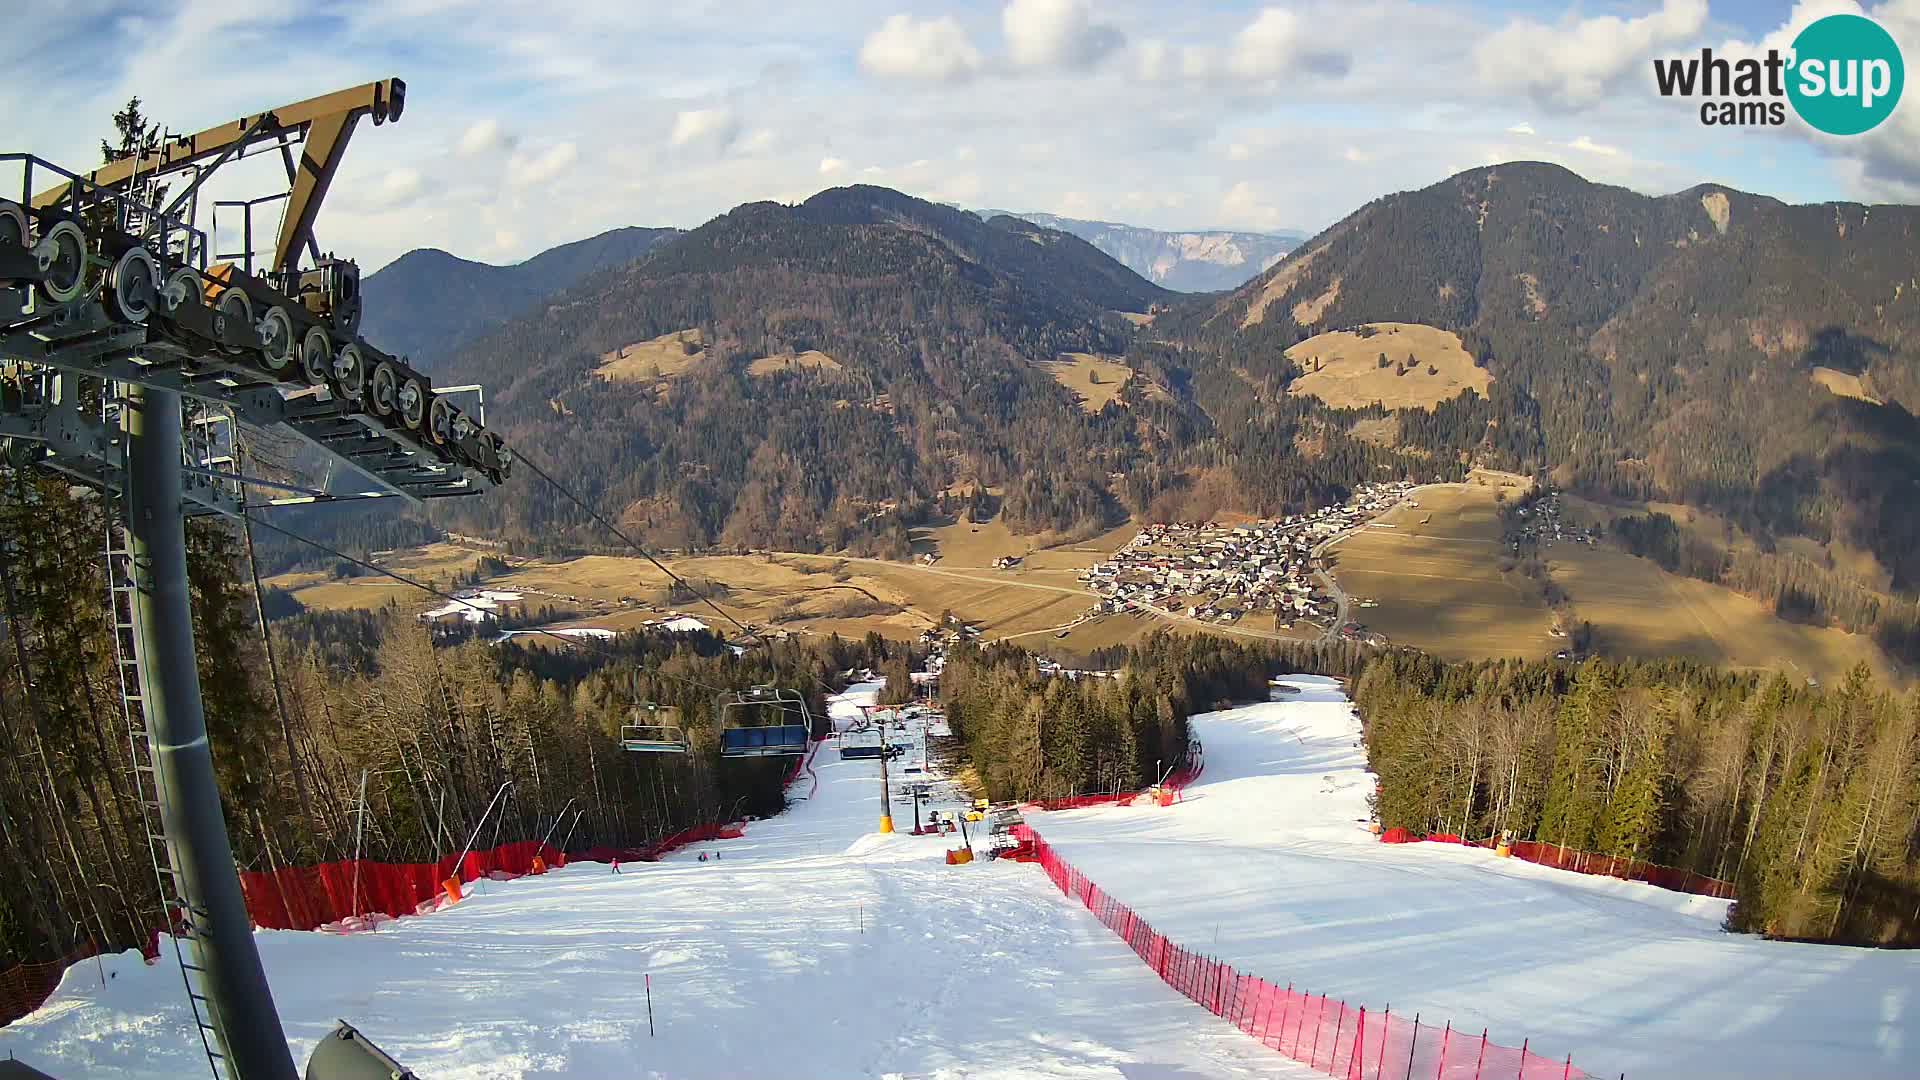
[1539, 661, 1615, 851]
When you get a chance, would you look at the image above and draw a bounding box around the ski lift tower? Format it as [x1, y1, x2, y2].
[1, 79, 509, 1079]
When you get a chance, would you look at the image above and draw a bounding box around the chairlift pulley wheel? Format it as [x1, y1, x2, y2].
[368, 360, 399, 417]
[215, 286, 253, 354]
[34, 220, 87, 305]
[301, 325, 332, 385]
[258, 305, 296, 372]
[333, 342, 368, 402]
[106, 245, 159, 324]
[0, 201, 28, 253]
[398, 375, 428, 431]
[428, 395, 456, 445]
[159, 266, 202, 315]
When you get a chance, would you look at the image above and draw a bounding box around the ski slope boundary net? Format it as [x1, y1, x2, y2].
[1379, 830, 1736, 901]
[3, 739, 821, 1025]
[1015, 825, 1603, 1080]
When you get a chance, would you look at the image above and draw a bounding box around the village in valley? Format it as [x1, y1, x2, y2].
[1065, 481, 1418, 640]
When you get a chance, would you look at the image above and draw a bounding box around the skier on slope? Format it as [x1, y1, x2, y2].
[611, 855, 622, 874]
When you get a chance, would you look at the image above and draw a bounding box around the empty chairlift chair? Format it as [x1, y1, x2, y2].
[620, 703, 691, 754]
[718, 686, 812, 759]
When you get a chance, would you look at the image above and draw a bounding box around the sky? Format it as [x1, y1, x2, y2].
[3, 0, 1917, 272]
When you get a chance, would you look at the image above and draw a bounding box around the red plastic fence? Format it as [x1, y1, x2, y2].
[239, 838, 563, 931]
[0, 941, 98, 1028]
[1024, 744, 1205, 812]
[1016, 826, 1596, 1080]
[1379, 829, 1736, 901]
[6, 743, 815, 1026]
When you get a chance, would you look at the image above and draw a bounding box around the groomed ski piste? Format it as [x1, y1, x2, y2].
[1, 682, 1317, 1079]
[1028, 676, 1920, 1080]
[9, 678, 1917, 1078]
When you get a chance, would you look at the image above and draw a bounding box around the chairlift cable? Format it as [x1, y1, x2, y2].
[510, 451, 767, 649]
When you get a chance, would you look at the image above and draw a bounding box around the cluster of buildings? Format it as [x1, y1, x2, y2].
[1074, 481, 1416, 628]
[1509, 489, 1598, 550]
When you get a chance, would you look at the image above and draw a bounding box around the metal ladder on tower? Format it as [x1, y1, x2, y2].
[102, 381, 228, 1079]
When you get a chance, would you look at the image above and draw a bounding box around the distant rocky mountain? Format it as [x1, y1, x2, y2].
[359, 226, 682, 368]
[978, 210, 1302, 292]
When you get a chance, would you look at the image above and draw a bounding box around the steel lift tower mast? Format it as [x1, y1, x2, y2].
[1, 79, 509, 1078]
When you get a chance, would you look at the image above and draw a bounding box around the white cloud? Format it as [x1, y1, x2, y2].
[457, 118, 511, 156]
[859, 14, 983, 82]
[1218, 180, 1289, 231]
[507, 142, 579, 189]
[1566, 135, 1621, 157]
[1144, 8, 1351, 84]
[1135, 39, 1171, 80]
[1002, 0, 1124, 70]
[1475, 0, 1707, 109]
[1721, 1, 1920, 201]
[18, 0, 1888, 276]
[1228, 8, 1302, 78]
[378, 167, 424, 206]
[1342, 146, 1371, 163]
[819, 157, 847, 176]
[670, 107, 738, 148]
[1226, 7, 1352, 80]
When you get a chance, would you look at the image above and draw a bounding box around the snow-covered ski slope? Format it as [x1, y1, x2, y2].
[2, 683, 1316, 1079]
[1029, 676, 1919, 1080]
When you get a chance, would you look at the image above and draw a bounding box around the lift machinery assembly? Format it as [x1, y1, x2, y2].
[1, 79, 506, 1079]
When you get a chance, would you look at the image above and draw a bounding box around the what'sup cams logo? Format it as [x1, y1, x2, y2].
[1653, 13, 1904, 134]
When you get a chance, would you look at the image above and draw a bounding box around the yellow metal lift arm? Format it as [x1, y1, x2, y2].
[32, 78, 405, 274]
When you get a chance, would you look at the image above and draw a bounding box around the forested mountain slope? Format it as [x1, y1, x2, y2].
[421, 186, 1206, 554]
[1173, 162, 1920, 586]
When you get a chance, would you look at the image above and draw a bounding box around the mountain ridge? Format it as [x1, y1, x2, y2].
[359, 225, 683, 368]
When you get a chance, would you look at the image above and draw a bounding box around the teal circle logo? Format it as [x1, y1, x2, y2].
[1787, 14, 1904, 136]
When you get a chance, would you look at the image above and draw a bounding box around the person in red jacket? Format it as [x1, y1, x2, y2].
[611, 856, 622, 874]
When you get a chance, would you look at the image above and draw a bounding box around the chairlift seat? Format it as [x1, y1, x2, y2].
[721, 724, 808, 758]
[620, 723, 690, 754]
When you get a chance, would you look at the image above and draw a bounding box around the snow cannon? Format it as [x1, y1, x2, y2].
[442, 876, 463, 904]
[531, 855, 547, 875]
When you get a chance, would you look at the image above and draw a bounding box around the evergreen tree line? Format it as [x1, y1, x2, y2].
[0, 471, 899, 967]
[1355, 652, 1920, 946]
[940, 632, 1377, 802]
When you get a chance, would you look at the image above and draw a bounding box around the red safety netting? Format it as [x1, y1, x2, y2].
[12, 749, 804, 1024]
[1016, 825, 1599, 1080]
[242, 816, 758, 932]
[0, 941, 98, 1028]
[1378, 829, 1736, 900]
[1024, 744, 1204, 813]
[239, 838, 563, 931]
